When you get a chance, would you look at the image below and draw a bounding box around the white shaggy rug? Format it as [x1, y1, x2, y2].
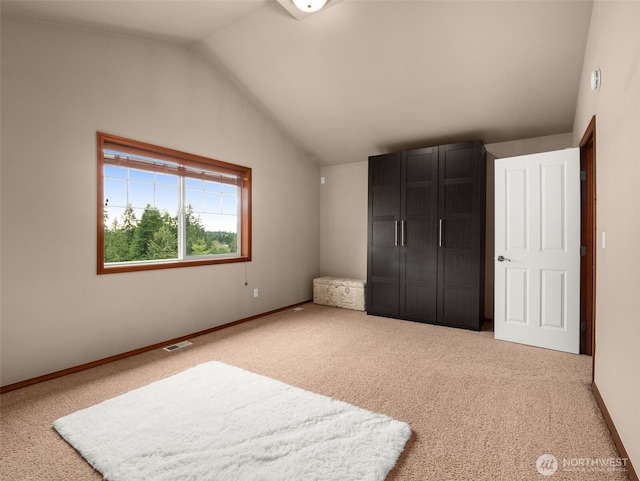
[53, 361, 411, 481]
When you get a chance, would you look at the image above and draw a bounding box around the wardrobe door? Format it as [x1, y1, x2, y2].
[400, 147, 438, 322]
[437, 142, 486, 329]
[367, 153, 402, 317]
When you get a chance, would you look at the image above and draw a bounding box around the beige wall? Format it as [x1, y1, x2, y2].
[572, 1, 640, 469]
[0, 17, 320, 386]
[319, 162, 368, 280]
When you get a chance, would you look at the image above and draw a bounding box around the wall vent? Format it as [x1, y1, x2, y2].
[162, 340, 193, 352]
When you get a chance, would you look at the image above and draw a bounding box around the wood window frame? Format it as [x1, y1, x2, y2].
[97, 132, 251, 274]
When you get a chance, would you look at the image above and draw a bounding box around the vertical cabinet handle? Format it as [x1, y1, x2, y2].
[394, 220, 407, 247]
[394, 220, 399, 247]
[439, 219, 443, 247]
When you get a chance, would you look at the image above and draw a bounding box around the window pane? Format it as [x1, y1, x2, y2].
[103, 206, 136, 263]
[222, 184, 237, 194]
[204, 192, 221, 212]
[221, 194, 238, 215]
[155, 184, 178, 213]
[105, 165, 127, 179]
[132, 207, 145, 221]
[129, 169, 154, 182]
[129, 182, 154, 209]
[186, 212, 238, 257]
[186, 178, 203, 189]
[185, 189, 204, 210]
[204, 213, 238, 234]
[104, 206, 125, 229]
[132, 206, 178, 261]
[205, 180, 221, 191]
[156, 173, 178, 186]
[104, 178, 128, 207]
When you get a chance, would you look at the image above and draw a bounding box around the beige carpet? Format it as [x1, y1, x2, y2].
[0, 303, 628, 481]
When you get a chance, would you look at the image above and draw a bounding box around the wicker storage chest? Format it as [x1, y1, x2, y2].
[313, 277, 366, 311]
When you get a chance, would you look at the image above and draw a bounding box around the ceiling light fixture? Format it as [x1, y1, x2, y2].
[292, 0, 327, 13]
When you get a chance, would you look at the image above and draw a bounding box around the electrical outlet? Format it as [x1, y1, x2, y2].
[253, 288, 259, 298]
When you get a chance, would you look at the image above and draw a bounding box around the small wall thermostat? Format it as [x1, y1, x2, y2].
[590, 68, 601, 91]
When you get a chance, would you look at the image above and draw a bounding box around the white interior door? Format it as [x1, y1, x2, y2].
[494, 148, 580, 354]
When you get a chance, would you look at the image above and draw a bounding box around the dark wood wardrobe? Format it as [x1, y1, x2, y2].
[366, 141, 486, 330]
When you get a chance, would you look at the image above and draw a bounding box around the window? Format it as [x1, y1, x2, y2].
[97, 132, 251, 274]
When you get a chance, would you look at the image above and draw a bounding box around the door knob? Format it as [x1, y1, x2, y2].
[497, 255, 511, 262]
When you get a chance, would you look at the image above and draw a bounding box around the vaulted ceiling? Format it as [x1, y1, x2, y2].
[1, 0, 594, 165]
